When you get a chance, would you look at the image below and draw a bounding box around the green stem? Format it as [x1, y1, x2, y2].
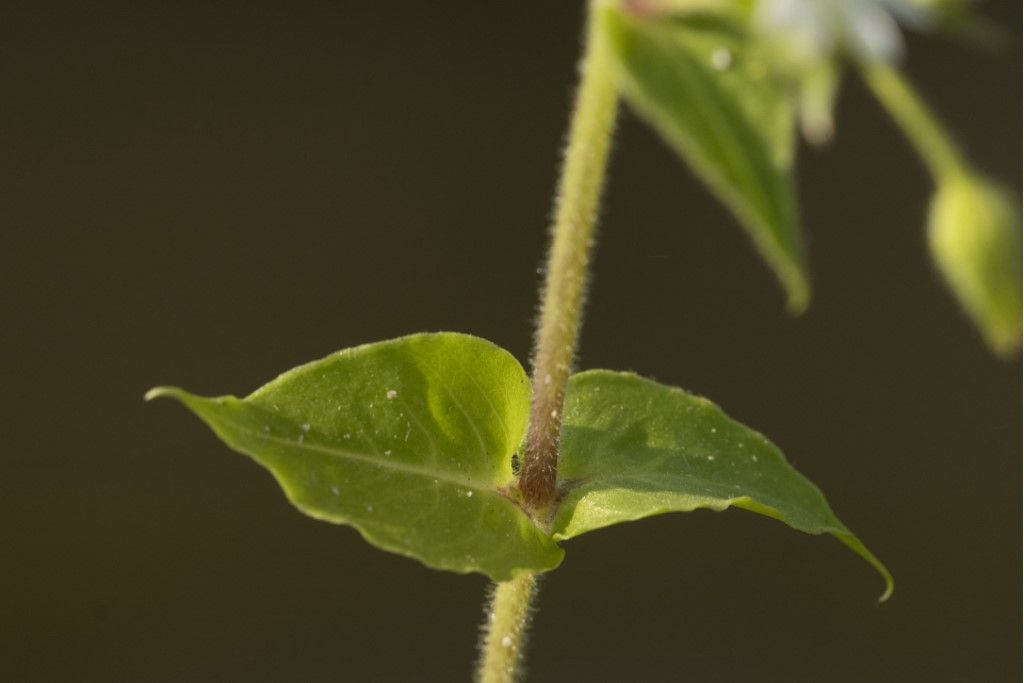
[476, 574, 537, 683]
[476, 3, 618, 682]
[518, 0, 618, 510]
[862, 64, 968, 182]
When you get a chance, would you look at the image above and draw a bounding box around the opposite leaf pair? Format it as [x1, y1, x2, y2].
[149, 333, 892, 599]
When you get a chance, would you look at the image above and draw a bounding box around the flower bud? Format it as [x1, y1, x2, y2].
[928, 175, 1022, 356]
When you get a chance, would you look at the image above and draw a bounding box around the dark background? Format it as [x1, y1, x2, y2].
[2, 2, 1020, 681]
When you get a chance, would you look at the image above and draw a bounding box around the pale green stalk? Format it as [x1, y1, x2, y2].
[518, 0, 618, 510]
[477, 2, 619, 681]
[862, 64, 968, 181]
[476, 575, 538, 683]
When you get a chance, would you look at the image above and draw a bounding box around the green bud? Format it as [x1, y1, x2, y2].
[797, 59, 839, 145]
[928, 175, 1022, 356]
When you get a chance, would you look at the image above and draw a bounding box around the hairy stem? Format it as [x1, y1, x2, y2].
[476, 574, 537, 683]
[476, 4, 618, 682]
[518, 0, 618, 510]
[863, 64, 968, 181]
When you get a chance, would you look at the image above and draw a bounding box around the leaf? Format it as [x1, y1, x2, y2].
[602, 7, 810, 311]
[147, 333, 563, 581]
[553, 370, 893, 601]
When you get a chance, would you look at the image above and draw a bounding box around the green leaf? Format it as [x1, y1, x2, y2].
[553, 370, 893, 601]
[147, 333, 563, 581]
[602, 7, 810, 311]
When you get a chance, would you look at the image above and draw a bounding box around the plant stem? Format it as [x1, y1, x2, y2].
[476, 574, 537, 683]
[518, 0, 618, 510]
[862, 64, 968, 181]
[476, 4, 618, 682]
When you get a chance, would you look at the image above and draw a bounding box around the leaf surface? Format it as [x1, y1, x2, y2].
[554, 370, 892, 600]
[148, 333, 563, 581]
[603, 8, 809, 311]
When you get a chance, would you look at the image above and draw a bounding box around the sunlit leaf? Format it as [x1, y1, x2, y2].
[148, 333, 563, 581]
[603, 7, 809, 311]
[553, 370, 893, 601]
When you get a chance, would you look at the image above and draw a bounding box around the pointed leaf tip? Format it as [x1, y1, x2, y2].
[602, 7, 811, 311]
[835, 532, 894, 603]
[147, 333, 563, 580]
[145, 386, 179, 402]
[785, 277, 811, 315]
[554, 370, 892, 601]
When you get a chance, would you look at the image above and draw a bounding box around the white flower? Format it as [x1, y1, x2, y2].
[754, 0, 939, 64]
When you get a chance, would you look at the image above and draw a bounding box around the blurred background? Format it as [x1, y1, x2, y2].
[2, 1, 1020, 681]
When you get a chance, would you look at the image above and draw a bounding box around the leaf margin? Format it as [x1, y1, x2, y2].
[146, 332, 565, 582]
[601, 6, 811, 312]
[552, 369, 893, 602]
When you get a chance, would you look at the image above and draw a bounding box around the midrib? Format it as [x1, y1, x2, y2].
[231, 420, 501, 493]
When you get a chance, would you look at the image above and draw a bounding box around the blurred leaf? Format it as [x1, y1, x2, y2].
[148, 333, 563, 580]
[603, 7, 809, 311]
[929, 175, 1022, 356]
[624, 0, 748, 21]
[553, 370, 893, 601]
